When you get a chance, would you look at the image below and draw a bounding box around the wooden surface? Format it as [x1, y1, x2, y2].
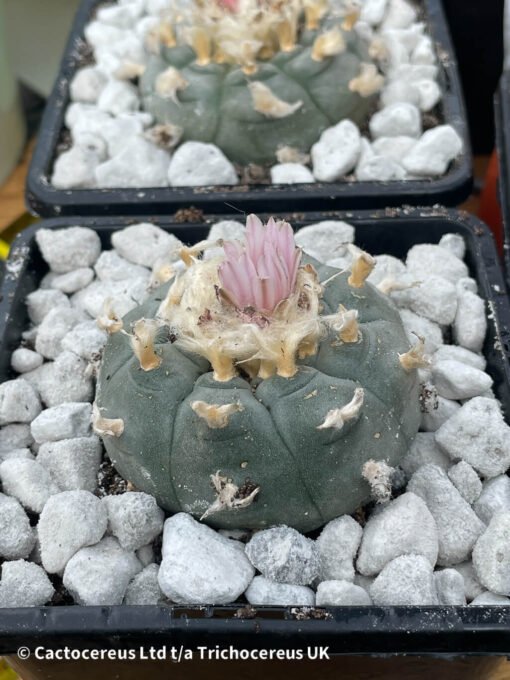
[0, 147, 509, 679]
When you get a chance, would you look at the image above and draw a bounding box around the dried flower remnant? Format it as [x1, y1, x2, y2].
[129, 318, 163, 371]
[317, 387, 364, 430]
[200, 471, 260, 520]
[191, 401, 244, 428]
[399, 336, 431, 371]
[349, 63, 385, 97]
[362, 459, 393, 503]
[97, 299, 123, 334]
[92, 403, 124, 438]
[248, 82, 303, 119]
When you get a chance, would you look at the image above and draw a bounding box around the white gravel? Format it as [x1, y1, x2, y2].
[245, 576, 315, 606]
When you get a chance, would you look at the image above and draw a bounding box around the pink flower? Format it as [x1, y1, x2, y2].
[216, 0, 239, 11]
[218, 214, 302, 315]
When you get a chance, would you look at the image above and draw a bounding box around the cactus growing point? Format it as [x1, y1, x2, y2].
[95, 216, 422, 531]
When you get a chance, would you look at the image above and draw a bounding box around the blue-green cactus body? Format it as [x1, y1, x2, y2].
[97, 255, 421, 532]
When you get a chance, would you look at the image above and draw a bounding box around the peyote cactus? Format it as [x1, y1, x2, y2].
[140, 0, 383, 165]
[95, 216, 423, 532]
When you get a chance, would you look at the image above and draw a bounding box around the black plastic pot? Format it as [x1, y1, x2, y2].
[26, 0, 473, 218]
[495, 71, 510, 285]
[0, 209, 509, 664]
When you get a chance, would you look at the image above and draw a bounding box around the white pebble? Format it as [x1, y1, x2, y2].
[0, 493, 35, 559]
[407, 464, 485, 565]
[316, 516, 362, 582]
[454, 291, 487, 353]
[51, 146, 100, 190]
[103, 492, 164, 551]
[0, 560, 54, 608]
[357, 492, 438, 575]
[416, 79, 442, 111]
[450, 561, 484, 602]
[392, 275, 458, 325]
[399, 309, 443, 354]
[473, 513, 510, 595]
[370, 555, 438, 605]
[23, 351, 93, 407]
[316, 580, 371, 606]
[474, 476, 510, 525]
[35, 307, 87, 359]
[50, 268, 94, 294]
[208, 220, 245, 242]
[412, 36, 436, 65]
[37, 436, 102, 493]
[95, 137, 170, 188]
[72, 277, 148, 319]
[457, 277, 478, 295]
[0, 458, 60, 514]
[61, 321, 108, 361]
[63, 536, 142, 606]
[136, 544, 155, 567]
[245, 576, 315, 606]
[124, 564, 163, 605]
[0, 424, 33, 452]
[434, 569, 466, 605]
[26, 288, 70, 324]
[420, 389, 461, 433]
[11, 348, 43, 374]
[433, 345, 486, 371]
[36, 227, 101, 274]
[360, 0, 388, 26]
[66, 103, 112, 136]
[271, 163, 314, 184]
[381, 0, 417, 29]
[402, 125, 463, 176]
[295, 221, 355, 263]
[406, 244, 468, 284]
[31, 402, 92, 444]
[168, 142, 238, 187]
[371, 136, 417, 163]
[435, 397, 510, 478]
[38, 490, 107, 573]
[94, 250, 150, 281]
[471, 592, 510, 606]
[370, 103, 421, 139]
[380, 80, 421, 107]
[97, 80, 140, 116]
[112, 223, 182, 268]
[448, 461, 482, 505]
[0, 448, 34, 463]
[0, 379, 41, 425]
[356, 154, 406, 181]
[70, 66, 107, 104]
[400, 432, 450, 476]
[438, 234, 466, 261]
[245, 526, 319, 586]
[100, 114, 145, 157]
[96, 3, 142, 29]
[311, 120, 361, 182]
[158, 514, 254, 604]
[432, 360, 492, 400]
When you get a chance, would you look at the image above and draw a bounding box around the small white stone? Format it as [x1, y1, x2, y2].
[245, 576, 315, 606]
[36, 227, 102, 274]
[356, 154, 406, 181]
[474, 476, 510, 525]
[316, 580, 372, 606]
[245, 526, 319, 586]
[72, 277, 148, 319]
[11, 348, 43, 374]
[23, 351, 93, 408]
[406, 243, 468, 284]
[370, 555, 438, 605]
[380, 0, 417, 30]
[38, 490, 107, 574]
[96, 3, 142, 28]
[94, 250, 150, 281]
[453, 291, 487, 353]
[470, 592, 510, 605]
[380, 80, 421, 107]
[51, 146, 100, 190]
[435, 398, 510, 478]
[434, 569, 466, 605]
[416, 79, 442, 111]
[70, 66, 107, 104]
[437, 233, 466, 261]
[402, 125, 463, 176]
[50, 268, 94, 294]
[0, 493, 35, 559]
[208, 220, 245, 242]
[448, 461, 482, 505]
[392, 275, 458, 325]
[112, 223, 182, 268]
[399, 309, 443, 354]
[0, 458, 60, 514]
[95, 33, 146, 77]
[66, 103, 112, 135]
[473, 513, 510, 595]
[73, 131, 108, 161]
[37, 436, 102, 493]
[357, 492, 438, 575]
[0, 424, 33, 452]
[124, 564, 163, 605]
[0, 560, 54, 608]
[0, 448, 34, 463]
[388, 63, 438, 87]
[367, 254, 407, 288]
[271, 163, 315, 184]
[450, 561, 484, 602]
[407, 464, 485, 566]
[457, 277, 478, 295]
[84, 20, 126, 51]
[136, 544, 156, 567]
[0, 379, 41, 425]
[370, 103, 421, 139]
[432, 360, 492, 400]
[360, 0, 388, 26]
[26, 288, 70, 324]
[96, 137, 170, 189]
[316, 516, 362, 582]
[371, 136, 417, 163]
[311, 120, 361, 182]
[295, 221, 355, 263]
[412, 36, 436, 65]
[158, 513, 254, 604]
[64, 536, 142, 605]
[61, 321, 108, 361]
[31, 402, 92, 444]
[433, 345, 486, 371]
[97, 79, 140, 117]
[400, 432, 450, 476]
[35, 307, 88, 359]
[168, 142, 238, 187]
[103, 492, 164, 551]
[100, 115, 145, 157]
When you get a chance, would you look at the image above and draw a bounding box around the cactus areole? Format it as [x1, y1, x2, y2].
[96, 216, 422, 532]
[140, 0, 382, 165]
